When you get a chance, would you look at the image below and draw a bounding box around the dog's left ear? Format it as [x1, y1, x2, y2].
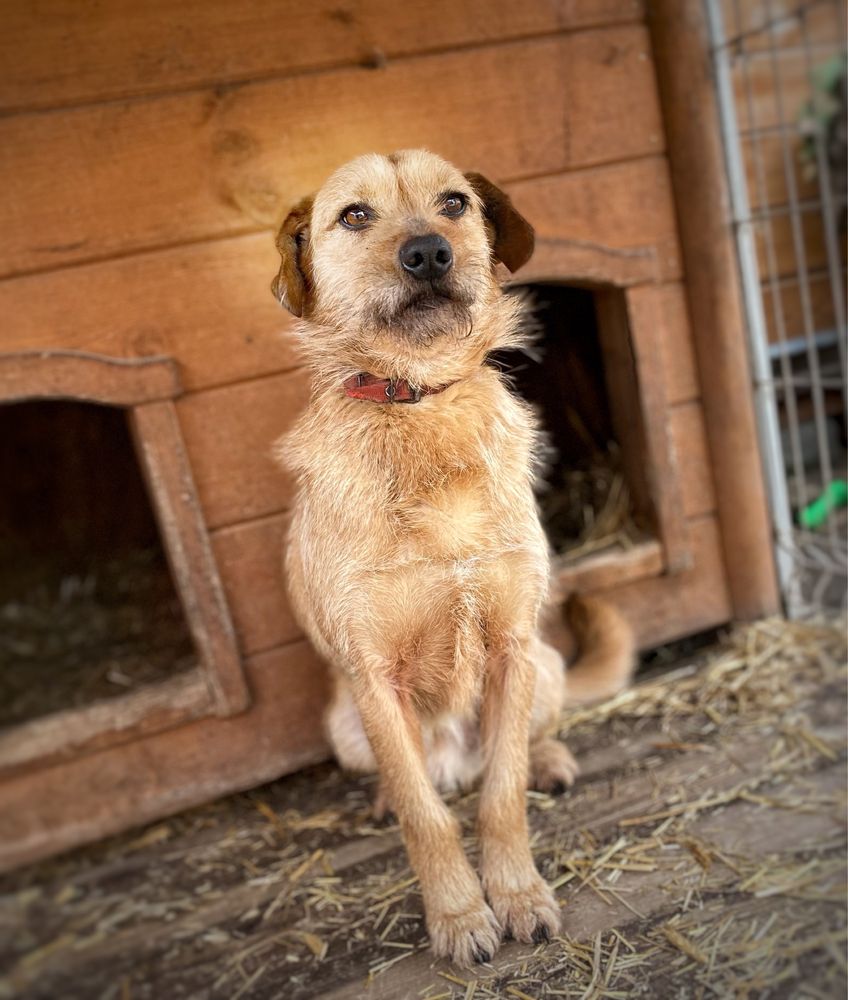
[271, 195, 314, 317]
[464, 172, 535, 273]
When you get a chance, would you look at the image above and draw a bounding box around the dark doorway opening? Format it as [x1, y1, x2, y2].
[0, 400, 197, 728]
[491, 283, 655, 559]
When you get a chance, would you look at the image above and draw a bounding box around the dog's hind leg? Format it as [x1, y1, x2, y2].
[327, 677, 482, 818]
[526, 594, 635, 794]
[528, 636, 580, 793]
[325, 674, 378, 774]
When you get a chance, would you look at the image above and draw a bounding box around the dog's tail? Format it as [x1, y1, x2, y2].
[561, 593, 635, 707]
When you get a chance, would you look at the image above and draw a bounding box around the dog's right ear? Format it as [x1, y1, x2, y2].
[271, 195, 314, 317]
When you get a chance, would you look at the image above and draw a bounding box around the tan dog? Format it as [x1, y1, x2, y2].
[272, 150, 633, 965]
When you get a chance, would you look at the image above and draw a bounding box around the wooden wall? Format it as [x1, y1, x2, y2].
[0, 0, 732, 640]
[0, 0, 768, 866]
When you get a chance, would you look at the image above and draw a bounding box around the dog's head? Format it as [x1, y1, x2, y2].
[271, 150, 534, 380]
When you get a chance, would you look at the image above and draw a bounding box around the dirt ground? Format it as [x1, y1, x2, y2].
[0, 617, 845, 1000]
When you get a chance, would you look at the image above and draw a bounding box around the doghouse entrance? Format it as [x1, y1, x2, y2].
[491, 283, 655, 561]
[0, 400, 197, 728]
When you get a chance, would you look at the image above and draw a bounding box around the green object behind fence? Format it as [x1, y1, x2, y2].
[798, 479, 848, 529]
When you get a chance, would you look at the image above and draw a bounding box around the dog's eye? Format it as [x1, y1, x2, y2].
[339, 205, 373, 230]
[440, 193, 467, 218]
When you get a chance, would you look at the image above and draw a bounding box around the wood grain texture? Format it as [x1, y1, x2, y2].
[0, 671, 213, 778]
[0, 351, 181, 405]
[599, 287, 691, 573]
[555, 539, 664, 594]
[130, 401, 249, 713]
[513, 157, 682, 286]
[649, 0, 781, 619]
[0, 0, 646, 112]
[0, 26, 663, 277]
[0, 234, 298, 392]
[671, 401, 717, 519]
[602, 515, 732, 648]
[211, 512, 301, 656]
[0, 640, 330, 872]
[626, 283, 700, 405]
[175, 371, 307, 529]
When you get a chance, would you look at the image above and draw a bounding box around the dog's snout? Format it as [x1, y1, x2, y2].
[398, 234, 453, 281]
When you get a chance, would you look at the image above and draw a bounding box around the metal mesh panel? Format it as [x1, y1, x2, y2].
[706, 0, 847, 616]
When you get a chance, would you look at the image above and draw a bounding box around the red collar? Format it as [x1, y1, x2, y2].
[341, 372, 454, 404]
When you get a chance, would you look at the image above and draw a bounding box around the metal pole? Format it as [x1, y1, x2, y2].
[704, 0, 798, 611]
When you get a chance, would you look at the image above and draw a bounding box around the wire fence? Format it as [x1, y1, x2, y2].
[706, 0, 847, 617]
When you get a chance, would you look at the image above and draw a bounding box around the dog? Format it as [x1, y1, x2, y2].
[271, 150, 633, 965]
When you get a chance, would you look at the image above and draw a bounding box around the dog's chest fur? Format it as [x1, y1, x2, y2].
[283, 368, 549, 713]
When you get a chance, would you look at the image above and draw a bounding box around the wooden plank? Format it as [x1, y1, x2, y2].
[0, 0, 647, 113]
[130, 401, 249, 713]
[598, 287, 691, 573]
[0, 671, 213, 779]
[0, 640, 331, 872]
[0, 26, 664, 277]
[0, 235, 299, 392]
[175, 372, 307, 529]
[602, 515, 732, 648]
[555, 539, 663, 593]
[596, 288, 663, 526]
[0, 159, 683, 394]
[648, 0, 781, 619]
[671, 401, 717, 519]
[626, 283, 700, 405]
[212, 513, 303, 655]
[0, 351, 180, 405]
[513, 157, 682, 286]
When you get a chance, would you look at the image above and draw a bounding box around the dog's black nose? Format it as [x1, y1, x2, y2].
[398, 234, 453, 281]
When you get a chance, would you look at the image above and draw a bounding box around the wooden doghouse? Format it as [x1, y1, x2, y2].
[0, 0, 780, 870]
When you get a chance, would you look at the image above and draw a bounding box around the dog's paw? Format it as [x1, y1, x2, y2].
[428, 900, 502, 967]
[486, 874, 560, 944]
[529, 738, 580, 795]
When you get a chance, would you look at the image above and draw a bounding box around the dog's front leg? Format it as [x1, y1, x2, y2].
[349, 657, 502, 966]
[478, 637, 561, 942]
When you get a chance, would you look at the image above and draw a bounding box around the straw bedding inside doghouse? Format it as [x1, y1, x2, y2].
[1, 616, 844, 999]
[538, 445, 643, 560]
[0, 550, 196, 729]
